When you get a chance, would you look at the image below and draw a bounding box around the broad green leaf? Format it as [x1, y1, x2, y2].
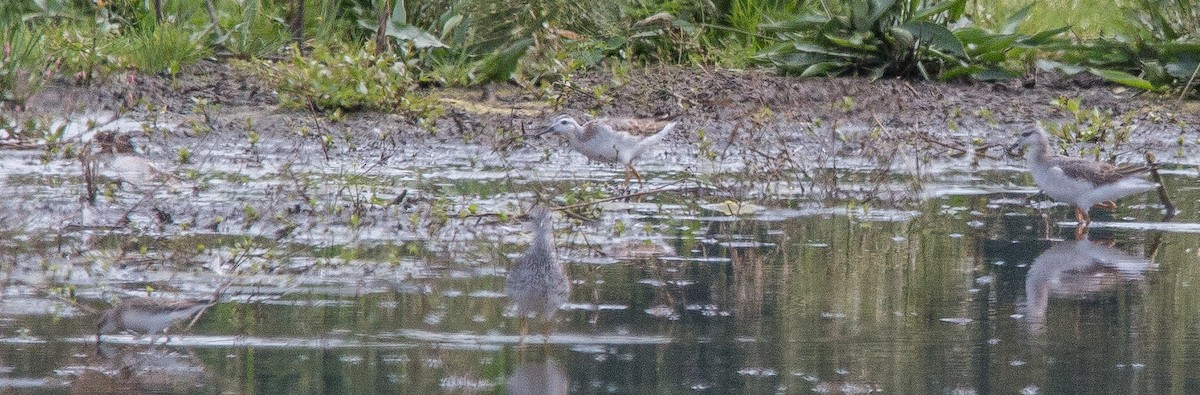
[1164, 59, 1199, 79]
[1144, 61, 1169, 83]
[801, 61, 848, 77]
[1158, 42, 1200, 58]
[899, 21, 965, 57]
[939, 65, 983, 80]
[1089, 68, 1156, 90]
[1035, 59, 1084, 74]
[440, 15, 463, 40]
[890, 26, 914, 48]
[823, 33, 876, 51]
[851, 1, 870, 30]
[474, 37, 533, 84]
[955, 28, 1020, 55]
[1001, 3, 1034, 34]
[865, 0, 898, 27]
[390, 0, 406, 25]
[795, 42, 864, 58]
[1018, 25, 1069, 46]
[912, 0, 966, 21]
[386, 23, 447, 48]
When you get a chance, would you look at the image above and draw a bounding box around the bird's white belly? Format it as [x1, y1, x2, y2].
[1030, 163, 1095, 205]
[571, 134, 642, 165]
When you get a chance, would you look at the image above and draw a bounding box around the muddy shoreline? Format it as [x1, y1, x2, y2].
[15, 60, 1200, 157]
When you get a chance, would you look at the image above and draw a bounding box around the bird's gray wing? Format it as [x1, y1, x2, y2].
[1052, 156, 1146, 186]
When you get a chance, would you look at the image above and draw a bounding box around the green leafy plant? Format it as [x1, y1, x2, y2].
[215, 0, 291, 58]
[1038, 0, 1199, 95]
[755, 0, 1066, 80]
[263, 42, 440, 118]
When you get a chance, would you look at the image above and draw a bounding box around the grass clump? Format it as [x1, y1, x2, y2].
[1, 22, 53, 109]
[262, 43, 441, 119]
[117, 23, 211, 75]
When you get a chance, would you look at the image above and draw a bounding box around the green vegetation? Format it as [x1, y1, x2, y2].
[755, 1, 1066, 80]
[0, 0, 1197, 112]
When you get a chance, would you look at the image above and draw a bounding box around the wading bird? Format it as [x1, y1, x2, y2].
[540, 115, 677, 187]
[96, 297, 211, 345]
[1011, 125, 1156, 232]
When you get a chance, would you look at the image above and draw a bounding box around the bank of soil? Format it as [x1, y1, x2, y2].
[16, 60, 1200, 162]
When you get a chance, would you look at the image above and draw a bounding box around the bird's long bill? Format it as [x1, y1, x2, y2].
[535, 127, 555, 137]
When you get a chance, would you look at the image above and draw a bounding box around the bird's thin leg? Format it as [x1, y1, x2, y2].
[1075, 224, 1087, 240]
[541, 321, 552, 344]
[628, 165, 644, 187]
[1074, 207, 1090, 225]
[518, 316, 528, 338]
[621, 168, 632, 192]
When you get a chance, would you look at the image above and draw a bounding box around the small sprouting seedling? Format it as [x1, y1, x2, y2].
[613, 219, 627, 236]
[696, 129, 716, 161]
[974, 107, 993, 124]
[177, 147, 191, 164]
[837, 96, 854, 113]
[243, 204, 260, 223]
[247, 130, 260, 149]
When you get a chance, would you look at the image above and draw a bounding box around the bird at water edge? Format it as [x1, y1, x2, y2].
[1011, 125, 1157, 232]
[539, 114, 678, 187]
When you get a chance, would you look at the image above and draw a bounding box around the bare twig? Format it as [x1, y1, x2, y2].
[1179, 61, 1200, 105]
[373, 0, 392, 54]
[1146, 152, 1175, 221]
[204, 0, 225, 39]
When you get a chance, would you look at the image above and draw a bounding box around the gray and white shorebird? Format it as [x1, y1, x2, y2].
[96, 297, 212, 344]
[504, 206, 571, 339]
[539, 115, 678, 186]
[1012, 126, 1156, 227]
[91, 131, 177, 187]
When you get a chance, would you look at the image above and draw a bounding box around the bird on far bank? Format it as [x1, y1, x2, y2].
[539, 114, 678, 187]
[1011, 125, 1157, 231]
[504, 206, 571, 342]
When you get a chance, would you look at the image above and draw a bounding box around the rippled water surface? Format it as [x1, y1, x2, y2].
[1, 114, 1199, 394]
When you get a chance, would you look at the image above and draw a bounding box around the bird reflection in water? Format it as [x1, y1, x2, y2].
[505, 206, 571, 343]
[1021, 235, 1154, 333]
[506, 357, 569, 395]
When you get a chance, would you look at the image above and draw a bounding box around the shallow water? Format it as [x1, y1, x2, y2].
[1, 114, 1199, 394]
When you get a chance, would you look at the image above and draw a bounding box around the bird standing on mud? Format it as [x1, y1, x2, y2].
[91, 131, 177, 187]
[539, 115, 677, 187]
[504, 206, 571, 341]
[1011, 125, 1157, 232]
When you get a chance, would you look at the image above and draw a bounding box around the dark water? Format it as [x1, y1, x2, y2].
[1, 120, 1199, 394]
